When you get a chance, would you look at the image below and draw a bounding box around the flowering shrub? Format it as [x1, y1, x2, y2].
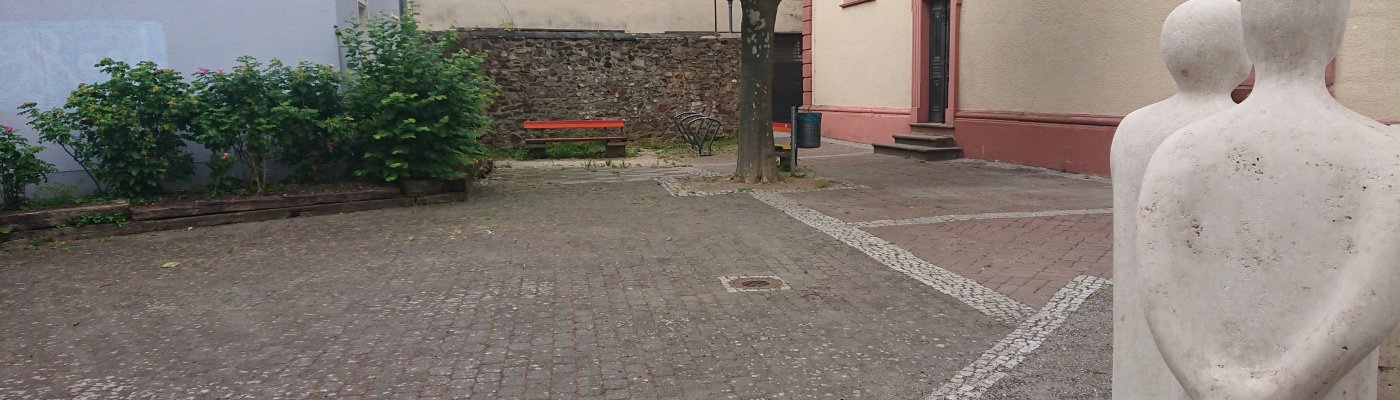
[190, 58, 346, 193]
[13, 13, 497, 204]
[19, 59, 196, 199]
[0, 125, 56, 209]
[276, 62, 347, 183]
[337, 12, 497, 182]
[192, 57, 336, 194]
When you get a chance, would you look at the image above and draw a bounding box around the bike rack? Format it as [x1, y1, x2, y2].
[673, 111, 723, 156]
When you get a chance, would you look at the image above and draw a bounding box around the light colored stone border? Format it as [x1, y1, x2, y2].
[748, 191, 1035, 325]
[816, 135, 877, 150]
[690, 152, 871, 168]
[656, 169, 868, 198]
[924, 275, 1111, 400]
[718, 275, 792, 292]
[949, 159, 1109, 184]
[851, 209, 1113, 228]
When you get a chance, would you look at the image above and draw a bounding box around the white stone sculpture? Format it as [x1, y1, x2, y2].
[1110, 0, 1251, 398]
[1136, 0, 1400, 398]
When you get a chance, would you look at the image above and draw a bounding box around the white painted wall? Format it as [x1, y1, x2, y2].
[0, 0, 397, 190]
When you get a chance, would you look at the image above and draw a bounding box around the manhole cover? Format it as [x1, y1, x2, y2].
[720, 275, 791, 292]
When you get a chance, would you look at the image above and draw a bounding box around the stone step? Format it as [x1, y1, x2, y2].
[910, 122, 955, 136]
[872, 142, 963, 161]
[893, 133, 957, 148]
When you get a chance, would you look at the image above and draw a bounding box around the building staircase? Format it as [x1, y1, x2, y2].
[872, 123, 963, 161]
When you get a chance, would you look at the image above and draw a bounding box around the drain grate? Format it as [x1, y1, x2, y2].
[720, 275, 791, 292]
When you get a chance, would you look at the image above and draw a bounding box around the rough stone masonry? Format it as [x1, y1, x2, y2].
[448, 29, 741, 146]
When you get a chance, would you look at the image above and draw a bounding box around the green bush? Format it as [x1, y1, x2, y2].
[337, 12, 497, 182]
[278, 62, 349, 183]
[190, 57, 345, 194]
[20, 59, 196, 199]
[190, 57, 285, 194]
[0, 125, 56, 209]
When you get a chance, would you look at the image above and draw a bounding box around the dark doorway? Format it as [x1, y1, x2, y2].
[928, 0, 951, 123]
[773, 33, 804, 122]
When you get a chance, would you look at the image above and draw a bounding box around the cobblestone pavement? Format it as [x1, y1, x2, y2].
[1, 179, 1008, 399]
[867, 215, 1112, 307]
[980, 288, 1112, 399]
[2, 147, 1116, 399]
[792, 155, 1115, 307]
[491, 165, 696, 185]
[785, 156, 1110, 223]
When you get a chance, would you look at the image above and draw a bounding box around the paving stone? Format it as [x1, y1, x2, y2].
[0, 179, 1004, 399]
[867, 215, 1113, 307]
[980, 287, 1113, 400]
[786, 155, 1111, 223]
[927, 276, 1110, 400]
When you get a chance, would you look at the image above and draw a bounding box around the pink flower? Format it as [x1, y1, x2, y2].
[2, 125, 12, 133]
[220, 152, 231, 161]
[216, 68, 224, 74]
[196, 67, 210, 74]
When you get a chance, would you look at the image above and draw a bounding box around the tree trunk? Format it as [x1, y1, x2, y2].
[733, 0, 781, 184]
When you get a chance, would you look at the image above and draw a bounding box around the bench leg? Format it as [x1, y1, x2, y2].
[527, 145, 548, 159]
[605, 142, 627, 158]
[777, 155, 793, 172]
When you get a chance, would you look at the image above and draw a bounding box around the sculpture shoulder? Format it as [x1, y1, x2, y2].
[1113, 98, 1227, 164]
[1116, 99, 1217, 136]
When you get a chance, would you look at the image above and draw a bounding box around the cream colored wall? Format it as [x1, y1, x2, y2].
[810, 0, 913, 108]
[418, 0, 803, 33]
[957, 0, 1178, 116]
[1334, 0, 1400, 122]
[957, 0, 1400, 120]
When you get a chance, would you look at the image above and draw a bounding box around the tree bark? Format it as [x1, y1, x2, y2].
[733, 0, 781, 184]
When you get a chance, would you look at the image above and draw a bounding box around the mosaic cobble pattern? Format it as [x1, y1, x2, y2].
[786, 156, 1111, 223]
[851, 209, 1112, 228]
[656, 176, 866, 198]
[0, 180, 1007, 399]
[749, 191, 1035, 326]
[926, 276, 1110, 400]
[492, 165, 698, 186]
[981, 287, 1112, 399]
[867, 215, 1113, 307]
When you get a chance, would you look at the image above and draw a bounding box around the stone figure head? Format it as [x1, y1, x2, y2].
[1242, 0, 1349, 76]
[1160, 0, 1251, 95]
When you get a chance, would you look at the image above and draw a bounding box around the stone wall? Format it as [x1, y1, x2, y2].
[448, 30, 741, 146]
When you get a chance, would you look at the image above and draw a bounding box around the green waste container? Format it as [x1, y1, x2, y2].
[794, 112, 822, 148]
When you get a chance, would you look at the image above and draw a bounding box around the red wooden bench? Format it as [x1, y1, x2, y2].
[522, 120, 628, 158]
[772, 122, 796, 168]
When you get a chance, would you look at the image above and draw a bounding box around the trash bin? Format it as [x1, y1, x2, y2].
[794, 112, 822, 148]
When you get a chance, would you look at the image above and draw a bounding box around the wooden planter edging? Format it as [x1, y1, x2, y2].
[1, 182, 469, 246]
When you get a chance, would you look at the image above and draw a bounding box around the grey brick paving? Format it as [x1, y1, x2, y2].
[750, 191, 1035, 326]
[494, 165, 698, 186]
[925, 276, 1109, 399]
[979, 287, 1112, 400]
[785, 156, 1111, 223]
[850, 209, 1112, 229]
[0, 179, 1008, 399]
